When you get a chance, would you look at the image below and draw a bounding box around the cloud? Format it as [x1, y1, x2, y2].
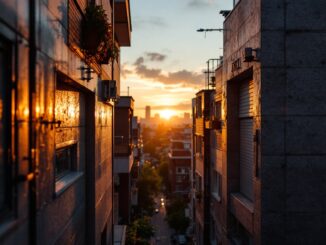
[133, 16, 167, 29]
[134, 57, 162, 78]
[187, 0, 213, 8]
[134, 57, 145, 66]
[121, 63, 134, 79]
[146, 52, 166, 62]
[133, 56, 204, 87]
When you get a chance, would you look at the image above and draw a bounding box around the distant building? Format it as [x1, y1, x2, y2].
[145, 106, 151, 120]
[184, 112, 190, 120]
[192, 89, 215, 245]
[168, 127, 192, 197]
[114, 96, 138, 225]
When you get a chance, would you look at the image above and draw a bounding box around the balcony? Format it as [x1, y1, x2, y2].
[115, 0, 132, 46]
[168, 150, 191, 159]
[114, 148, 134, 174]
[115, 144, 132, 155]
[115, 135, 133, 156]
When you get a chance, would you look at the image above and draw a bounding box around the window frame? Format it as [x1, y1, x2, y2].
[211, 170, 221, 202]
[54, 76, 85, 196]
[54, 140, 83, 196]
[55, 141, 78, 181]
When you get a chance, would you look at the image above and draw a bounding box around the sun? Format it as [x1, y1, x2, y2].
[160, 109, 176, 120]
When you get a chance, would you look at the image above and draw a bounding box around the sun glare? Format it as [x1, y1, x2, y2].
[160, 109, 176, 120]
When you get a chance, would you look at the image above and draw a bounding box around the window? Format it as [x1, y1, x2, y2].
[211, 171, 221, 201]
[55, 143, 77, 181]
[55, 76, 85, 194]
[195, 136, 202, 154]
[195, 174, 202, 192]
[176, 175, 184, 183]
[214, 101, 221, 120]
[176, 167, 190, 175]
[196, 96, 202, 117]
[0, 38, 12, 217]
[184, 143, 191, 150]
[239, 80, 254, 201]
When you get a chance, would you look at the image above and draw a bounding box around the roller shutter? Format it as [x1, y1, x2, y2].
[239, 80, 254, 201]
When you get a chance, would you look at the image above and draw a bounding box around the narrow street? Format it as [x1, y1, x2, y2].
[151, 196, 173, 245]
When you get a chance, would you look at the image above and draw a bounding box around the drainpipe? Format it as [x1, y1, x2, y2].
[28, 0, 37, 244]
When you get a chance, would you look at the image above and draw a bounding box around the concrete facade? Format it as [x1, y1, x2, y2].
[210, 0, 326, 244]
[0, 0, 131, 244]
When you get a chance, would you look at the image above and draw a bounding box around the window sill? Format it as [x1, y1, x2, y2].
[55, 172, 83, 197]
[230, 192, 254, 213]
[212, 192, 221, 202]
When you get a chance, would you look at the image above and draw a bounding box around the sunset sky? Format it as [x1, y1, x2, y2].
[121, 0, 233, 118]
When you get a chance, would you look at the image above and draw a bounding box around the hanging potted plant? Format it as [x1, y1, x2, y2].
[81, 4, 112, 62]
[99, 41, 119, 64]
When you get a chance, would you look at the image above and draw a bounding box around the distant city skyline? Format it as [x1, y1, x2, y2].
[138, 105, 193, 119]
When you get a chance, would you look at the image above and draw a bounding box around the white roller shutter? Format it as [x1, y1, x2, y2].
[239, 80, 254, 201]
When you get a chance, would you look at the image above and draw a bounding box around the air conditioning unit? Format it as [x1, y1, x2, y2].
[102, 80, 117, 101]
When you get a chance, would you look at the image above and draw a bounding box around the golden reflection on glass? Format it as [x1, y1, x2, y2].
[23, 107, 29, 119]
[55, 90, 80, 127]
[68, 105, 76, 119]
[35, 105, 40, 118]
[48, 106, 53, 117]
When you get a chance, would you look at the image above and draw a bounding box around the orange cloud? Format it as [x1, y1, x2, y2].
[132, 56, 204, 87]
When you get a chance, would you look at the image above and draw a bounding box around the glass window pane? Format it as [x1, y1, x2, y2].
[55, 145, 76, 180]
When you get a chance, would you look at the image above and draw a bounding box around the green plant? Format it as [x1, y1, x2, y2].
[81, 4, 117, 63]
[165, 197, 190, 233]
[136, 162, 162, 215]
[126, 217, 154, 245]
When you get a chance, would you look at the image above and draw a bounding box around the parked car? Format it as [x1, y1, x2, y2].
[177, 234, 187, 245]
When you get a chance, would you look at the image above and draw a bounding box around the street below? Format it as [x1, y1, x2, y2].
[150, 196, 173, 245]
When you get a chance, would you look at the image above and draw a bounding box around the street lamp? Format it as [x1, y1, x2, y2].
[196, 28, 228, 38]
[196, 28, 225, 32]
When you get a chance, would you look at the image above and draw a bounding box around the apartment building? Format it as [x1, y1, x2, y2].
[192, 89, 217, 245]
[208, 0, 326, 244]
[0, 0, 131, 244]
[114, 96, 137, 225]
[168, 127, 192, 197]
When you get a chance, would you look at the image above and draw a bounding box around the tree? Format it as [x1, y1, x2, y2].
[157, 154, 171, 194]
[126, 216, 155, 245]
[166, 210, 190, 233]
[137, 162, 162, 215]
[166, 197, 190, 233]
